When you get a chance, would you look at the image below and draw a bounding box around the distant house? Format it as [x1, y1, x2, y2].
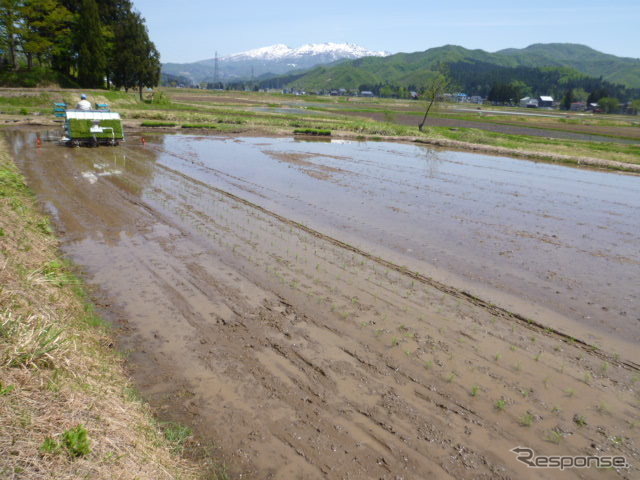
[587, 102, 602, 113]
[570, 102, 586, 112]
[338, 88, 347, 96]
[410, 91, 419, 100]
[359, 91, 375, 97]
[468, 96, 484, 104]
[538, 96, 554, 108]
[520, 97, 539, 108]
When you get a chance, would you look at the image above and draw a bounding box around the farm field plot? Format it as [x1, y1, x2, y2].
[9, 131, 639, 479]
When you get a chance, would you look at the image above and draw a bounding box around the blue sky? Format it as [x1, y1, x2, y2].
[133, 0, 639, 63]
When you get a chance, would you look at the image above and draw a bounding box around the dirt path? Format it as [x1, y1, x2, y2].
[10, 131, 639, 479]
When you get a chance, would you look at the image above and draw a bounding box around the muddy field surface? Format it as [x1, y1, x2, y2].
[341, 111, 640, 145]
[10, 131, 639, 479]
[112, 134, 638, 355]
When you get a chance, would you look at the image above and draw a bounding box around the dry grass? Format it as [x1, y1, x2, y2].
[0, 137, 203, 479]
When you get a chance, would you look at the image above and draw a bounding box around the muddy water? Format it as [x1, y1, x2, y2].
[9, 131, 640, 479]
[146, 134, 639, 351]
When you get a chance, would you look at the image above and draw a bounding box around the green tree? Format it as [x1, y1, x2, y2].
[597, 97, 620, 114]
[418, 72, 449, 132]
[111, 10, 160, 99]
[0, 0, 21, 68]
[509, 80, 528, 102]
[561, 89, 574, 110]
[630, 99, 640, 115]
[19, 0, 72, 69]
[75, 0, 105, 87]
[572, 88, 588, 103]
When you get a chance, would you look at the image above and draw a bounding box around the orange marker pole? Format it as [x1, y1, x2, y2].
[36, 137, 42, 148]
[141, 137, 146, 145]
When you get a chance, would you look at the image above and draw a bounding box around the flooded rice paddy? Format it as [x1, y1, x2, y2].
[9, 131, 640, 479]
[143, 134, 638, 351]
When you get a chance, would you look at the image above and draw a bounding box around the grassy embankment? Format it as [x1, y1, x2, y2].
[0, 138, 221, 479]
[2, 88, 639, 169]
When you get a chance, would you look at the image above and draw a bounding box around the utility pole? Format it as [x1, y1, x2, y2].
[214, 51, 219, 86]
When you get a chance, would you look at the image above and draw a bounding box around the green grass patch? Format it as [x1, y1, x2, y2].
[181, 123, 220, 129]
[159, 421, 192, 455]
[141, 121, 177, 127]
[293, 128, 331, 136]
[432, 126, 640, 165]
[62, 424, 91, 457]
[0, 93, 51, 107]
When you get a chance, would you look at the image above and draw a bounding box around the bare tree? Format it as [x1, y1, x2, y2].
[418, 73, 449, 132]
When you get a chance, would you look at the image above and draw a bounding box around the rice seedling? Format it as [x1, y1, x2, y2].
[573, 414, 587, 427]
[519, 413, 534, 427]
[545, 430, 563, 444]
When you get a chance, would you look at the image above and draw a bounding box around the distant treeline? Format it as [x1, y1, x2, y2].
[0, 0, 160, 95]
[252, 60, 640, 105]
[447, 61, 640, 103]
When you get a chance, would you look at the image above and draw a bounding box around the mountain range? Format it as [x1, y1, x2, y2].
[261, 44, 640, 92]
[162, 43, 389, 84]
[161, 42, 640, 101]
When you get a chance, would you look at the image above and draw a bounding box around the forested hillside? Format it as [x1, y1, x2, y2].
[259, 44, 640, 102]
[0, 0, 160, 94]
[497, 43, 640, 88]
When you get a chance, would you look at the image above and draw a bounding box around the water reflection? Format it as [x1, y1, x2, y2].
[421, 147, 443, 179]
[6, 129, 164, 246]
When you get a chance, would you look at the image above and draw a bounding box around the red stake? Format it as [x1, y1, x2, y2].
[141, 137, 146, 145]
[36, 137, 42, 147]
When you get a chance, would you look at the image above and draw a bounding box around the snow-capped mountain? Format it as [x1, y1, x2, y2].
[162, 43, 389, 84]
[224, 43, 389, 62]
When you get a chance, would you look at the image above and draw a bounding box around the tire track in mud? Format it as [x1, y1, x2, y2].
[149, 147, 639, 373]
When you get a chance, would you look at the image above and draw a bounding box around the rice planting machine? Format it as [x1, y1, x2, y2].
[55, 103, 125, 147]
